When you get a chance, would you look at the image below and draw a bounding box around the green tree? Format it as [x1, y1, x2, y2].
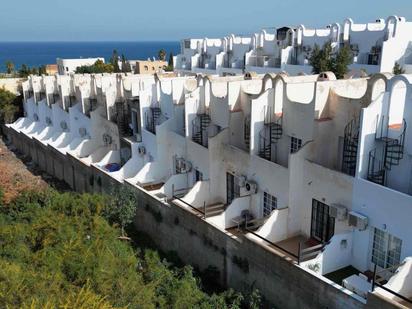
[165, 52, 174, 72]
[104, 186, 139, 236]
[0, 87, 21, 124]
[309, 43, 333, 74]
[332, 45, 352, 79]
[75, 60, 114, 74]
[38, 65, 47, 76]
[309, 42, 352, 79]
[110, 49, 120, 73]
[393, 62, 405, 75]
[19, 64, 30, 77]
[158, 49, 167, 61]
[5, 60, 14, 74]
[121, 54, 131, 73]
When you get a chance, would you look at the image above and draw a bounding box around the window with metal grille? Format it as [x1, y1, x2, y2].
[290, 137, 302, 154]
[372, 228, 402, 269]
[194, 169, 203, 182]
[263, 192, 277, 217]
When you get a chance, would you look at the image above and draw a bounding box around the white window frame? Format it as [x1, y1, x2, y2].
[263, 192, 277, 217]
[371, 228, 402, 270]
[290, 137, 302, 154]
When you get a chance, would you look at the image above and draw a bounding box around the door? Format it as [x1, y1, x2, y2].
[226, 173, 240, 205]
[311, 199, 335, 243]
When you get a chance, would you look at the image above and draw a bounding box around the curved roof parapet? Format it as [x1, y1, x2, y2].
[388, 73, 412, 88]
[244, 71, 258, 80]
[184, 78, 199, 93]
[317, 72, 337, 81]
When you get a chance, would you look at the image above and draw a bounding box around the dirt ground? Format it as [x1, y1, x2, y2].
[0, 135, 69, 204]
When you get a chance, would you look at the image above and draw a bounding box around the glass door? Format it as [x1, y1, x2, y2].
[226, 173, 240, 205]
[311, 199, 335, 243]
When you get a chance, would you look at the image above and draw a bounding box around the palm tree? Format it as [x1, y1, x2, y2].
[5, 61, 14, 74]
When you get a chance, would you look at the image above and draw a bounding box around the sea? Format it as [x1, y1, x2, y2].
[0, 41, 180, 72]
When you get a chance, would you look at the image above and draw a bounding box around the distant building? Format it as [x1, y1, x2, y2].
[45, 64, 58, 75]
[133, 60, 168, 74]
[57, 57, 104, 75]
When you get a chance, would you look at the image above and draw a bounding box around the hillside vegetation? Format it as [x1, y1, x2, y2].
[0, 188, 260, 308]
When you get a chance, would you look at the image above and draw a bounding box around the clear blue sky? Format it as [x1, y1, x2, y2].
[1, 0, 411, 41]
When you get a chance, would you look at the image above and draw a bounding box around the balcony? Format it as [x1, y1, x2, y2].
[248, 56, 281, 68]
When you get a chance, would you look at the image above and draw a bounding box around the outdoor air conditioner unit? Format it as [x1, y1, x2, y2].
[238, 176, 247, 187]
[329, 204, 348, 221]
[302, 45, 312, 53]
[350, 44, 359, 52]
[45, 117, 52, 126]
[60, 121, 68, 131]
[240, 180, 258, 196]
[79, 127, 87, 138]
[176, 158, 192, 174]
[138, 145, 146, 155]
[348, 211, 368, 231]
[102, 133, 112, 146]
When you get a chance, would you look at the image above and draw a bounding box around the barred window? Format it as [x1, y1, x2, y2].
[372, 228, 402, 269]
[290, 137, 302, 154]
[263, 192, 277, 217]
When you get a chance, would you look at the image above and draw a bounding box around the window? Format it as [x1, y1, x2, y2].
[372, 228, 402, 269]
[226, 173, 240, 205]
[184, 40, 191, 49]
[263, 192, 277, 217]
[290, 137, 302, 153]
[194, 169, 203, 182]
[66, 67, 69, 72]
[144, 65, 148, 71]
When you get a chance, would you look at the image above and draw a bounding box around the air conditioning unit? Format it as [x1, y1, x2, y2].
[79, 127, 87, 138]
[176, 158, 192, 174]
[60, 121, 68, 131]
[138, 145, 146, 155]
[350, 44, 359, 52]
[302, 45, 312, 53]
[238, 176, 247, 187]
[102, 133, 112, 146]
[348, 211, 368, 231]
[240, 180, 258, 196]
[329, 204, 348, 221]
[45, 117, 52, 126]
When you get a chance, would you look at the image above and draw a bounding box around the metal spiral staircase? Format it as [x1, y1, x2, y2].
[244, 116, 251, 150]
[145, 105, 163, 134]
[367, 117, 407, 186]
[192, 113, 211, 147]
[258, 107, 283, 161]
[342, 117, 360, 176]
[115, 101, 131, 137]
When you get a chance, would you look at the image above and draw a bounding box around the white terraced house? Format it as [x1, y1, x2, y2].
[5, 70, 412, 307]
[175, 15, 412, 77]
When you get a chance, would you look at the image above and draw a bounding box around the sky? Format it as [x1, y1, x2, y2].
[1, 0, 412, 41]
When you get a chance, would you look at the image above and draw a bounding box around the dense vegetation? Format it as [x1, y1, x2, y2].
[0, 188, 260, 308]
[75, 59, 115, 74]
[308, 42, 352, 79]
[0, 87, 22, 125]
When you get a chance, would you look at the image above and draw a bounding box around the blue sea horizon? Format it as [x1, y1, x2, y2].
[0, 41, 180, 72]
